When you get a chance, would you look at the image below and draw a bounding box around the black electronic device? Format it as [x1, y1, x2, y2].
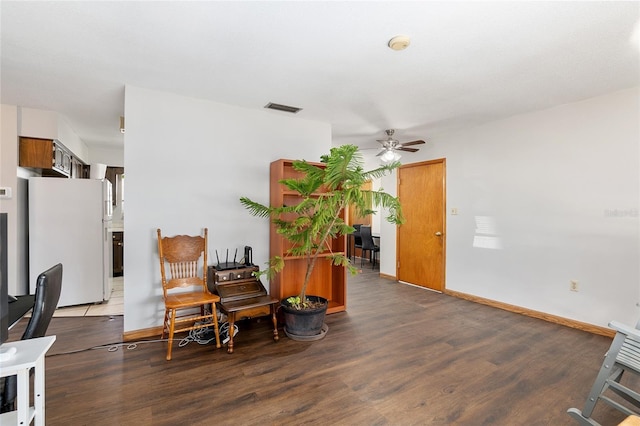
[244, 246, 253, 266]
[215, 248, 244, 271]
[0, 213, 8, 345]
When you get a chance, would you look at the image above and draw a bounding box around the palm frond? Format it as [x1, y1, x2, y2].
[240, 144, 404, 303]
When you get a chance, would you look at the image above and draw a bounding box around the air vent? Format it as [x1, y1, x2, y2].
[264, 102, 302, 114]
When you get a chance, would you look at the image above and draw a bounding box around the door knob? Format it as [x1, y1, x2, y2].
[435, 231, 442, 236]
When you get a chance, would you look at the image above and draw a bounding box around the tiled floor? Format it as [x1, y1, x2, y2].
[51, 276, 124, 317]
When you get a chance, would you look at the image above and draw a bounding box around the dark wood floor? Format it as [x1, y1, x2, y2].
[8, 268, 633, 425]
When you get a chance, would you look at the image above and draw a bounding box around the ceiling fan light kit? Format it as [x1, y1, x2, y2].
[380, 150, 401, 163]
[375, 129, 426, 160]
[388, 35, 411, 51]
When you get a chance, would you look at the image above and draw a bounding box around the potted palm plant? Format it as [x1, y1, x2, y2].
[240, 144, 404, 338]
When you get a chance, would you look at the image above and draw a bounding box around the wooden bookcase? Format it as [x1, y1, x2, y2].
[269, 159, 347, 314]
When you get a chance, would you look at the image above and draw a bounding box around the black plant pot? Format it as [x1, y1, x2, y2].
[281, 295, 328, 339]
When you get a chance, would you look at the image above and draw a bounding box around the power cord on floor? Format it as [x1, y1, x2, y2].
[178, 321, 239, 347]
[46, 321, 239, 356]
[46, 338, 167, 356]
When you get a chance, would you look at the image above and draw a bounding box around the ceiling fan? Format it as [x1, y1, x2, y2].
[375, 129, 425, 162]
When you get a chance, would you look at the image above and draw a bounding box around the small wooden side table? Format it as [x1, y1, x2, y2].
[218, 295, 279, 353]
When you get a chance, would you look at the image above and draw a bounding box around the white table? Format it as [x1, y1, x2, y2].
[0, 336, 56, 426]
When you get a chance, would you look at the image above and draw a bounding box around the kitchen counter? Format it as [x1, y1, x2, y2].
[109, 221, 124, 232]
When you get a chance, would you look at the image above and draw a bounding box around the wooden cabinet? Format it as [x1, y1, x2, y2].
[269, 159, 347, 314]
[207, 265, 279, 353]
[71, 157, 90, 179]
[19, 137, 87, 178]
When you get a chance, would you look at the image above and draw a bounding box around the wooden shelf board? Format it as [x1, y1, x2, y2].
[327, 302, 346, 314]
[282, 252, 345, 261]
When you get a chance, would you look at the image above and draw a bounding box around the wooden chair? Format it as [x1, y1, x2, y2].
[567, 320, 640, 425]
[157, 228, 221, 360]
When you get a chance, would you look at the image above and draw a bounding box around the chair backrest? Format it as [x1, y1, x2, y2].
[157, 228, 208, 298]
[359, 225, 376, 250]
[1, 263, 62, 412]
[22, 263, 63, 340]
[353, 224, 363, 245]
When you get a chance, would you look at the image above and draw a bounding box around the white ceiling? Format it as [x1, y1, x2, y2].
[1, 1, 639, 152]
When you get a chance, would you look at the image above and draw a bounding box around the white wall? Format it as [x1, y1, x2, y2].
[89, 146, 124, 167]
[89, 146, 124, 222]
[18, 107, 57, 140]
[19, 106, 123, 166]
[0, 105, 19, 293]
[379, 87, 640, 327]
[56, 115, 89, 162]
[19, 107, 89, 162]
[123, 86, 331, 333]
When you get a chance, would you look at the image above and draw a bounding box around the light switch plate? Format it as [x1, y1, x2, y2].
[0, 187, 12, 199]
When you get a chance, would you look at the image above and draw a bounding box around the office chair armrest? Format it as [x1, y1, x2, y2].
[609, 320, 640, 342]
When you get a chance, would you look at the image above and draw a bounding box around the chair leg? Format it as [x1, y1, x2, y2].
[161, 309, 169, 339]
[210, 304, 221, 349]
[566, 409, 600, 426]
[166, 309, 176, 361]
[271, 304, 280, 342]
[566, 331, 632, 424]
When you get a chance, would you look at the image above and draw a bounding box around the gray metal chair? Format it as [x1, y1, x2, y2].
[567, 320, 640, 425]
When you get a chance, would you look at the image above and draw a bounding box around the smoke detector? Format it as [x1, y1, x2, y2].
[388, 35, 411, 51]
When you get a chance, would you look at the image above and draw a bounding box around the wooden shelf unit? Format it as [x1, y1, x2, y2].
[269, 159, 347, 314]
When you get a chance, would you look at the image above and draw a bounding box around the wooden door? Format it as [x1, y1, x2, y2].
[347, 181, 372, 226]
[347, 181, 371, 261]
[397, 159, 446, 292]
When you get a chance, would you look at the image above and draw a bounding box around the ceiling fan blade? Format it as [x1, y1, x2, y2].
[398, 147, 419, 153]
[375, 150, 385, 157]
[401, 140, 425, 147]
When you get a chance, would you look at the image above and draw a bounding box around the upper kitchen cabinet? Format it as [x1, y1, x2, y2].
[19, 137, 88, 178]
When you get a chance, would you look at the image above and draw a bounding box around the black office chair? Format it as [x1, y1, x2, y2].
[352, 224, 363, 262]
[359, 226, 379, 269]
[0, 263, 62, 413]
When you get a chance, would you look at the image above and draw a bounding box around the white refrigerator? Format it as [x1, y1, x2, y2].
[28, 177, 113, 307]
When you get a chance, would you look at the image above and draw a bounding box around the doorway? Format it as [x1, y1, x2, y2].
[397, 159, 446, 292]
[347, 181, 372, 262]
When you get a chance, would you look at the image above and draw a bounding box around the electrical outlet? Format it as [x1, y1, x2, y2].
[570, 280, 579, 292]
